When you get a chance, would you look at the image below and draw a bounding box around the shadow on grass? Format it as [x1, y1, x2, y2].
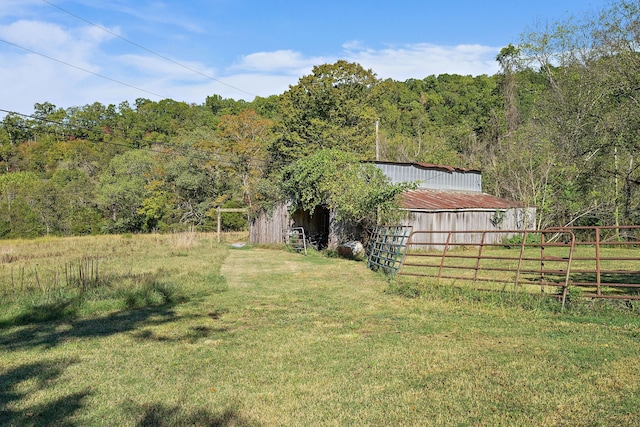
[133, 402, 258, 427]
[0, 358, 91, 427]
[570, 271, 640, 284]
[0, 304, 180, 352]
[130, 325, 231, 343]
[0, 298, 83, 329]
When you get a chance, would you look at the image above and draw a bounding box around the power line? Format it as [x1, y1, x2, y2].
[0, 107, 189, 159]
[0, 38, 169, 100]
[0, 107, 270, 168]
[41, 0, 258, 99]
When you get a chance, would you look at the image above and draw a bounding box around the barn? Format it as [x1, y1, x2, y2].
[249, 161, 535, 248]
[373, 162, 535, 248]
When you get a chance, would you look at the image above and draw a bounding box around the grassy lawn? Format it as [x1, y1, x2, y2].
[1, 234, 640, 426]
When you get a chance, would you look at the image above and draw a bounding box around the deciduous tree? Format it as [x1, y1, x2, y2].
[272, 61, 380, 165]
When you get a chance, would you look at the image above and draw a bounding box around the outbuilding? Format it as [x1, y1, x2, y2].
[249, 162, 535, 248]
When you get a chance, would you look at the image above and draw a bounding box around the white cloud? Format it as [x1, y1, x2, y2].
[229, 43, 501, 84]
[0, 19, 115, 72]
[0, 0, 42, 19]
[217, 43, 501, 101]
[342, 40, 365, 51]
[0, 20, 125, 113]
[115, 53, 216, 81]
[344, 43, 501, 79]
[230, 50, 329, 76]
[0, 18, 503, 118]
[213, 73, 300, 99]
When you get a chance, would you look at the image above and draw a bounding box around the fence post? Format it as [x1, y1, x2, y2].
[217, 206, 221, 243]
[595, 227, 601, 296]
[473, 232, 487, 283]
[514, 231, 528, 291]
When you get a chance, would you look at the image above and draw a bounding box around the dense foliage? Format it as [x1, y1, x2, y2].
[1, 0, 640, 238]
[281, 149, 414, 230]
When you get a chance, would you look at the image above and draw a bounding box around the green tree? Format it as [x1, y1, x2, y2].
[96, 150, 155, 233]
[218, 109, 272, 207]
[49, 168, 101, 235]
[374, 79, 461, 164]
[163, 155, 216, 229]
[32, 102, 66, 141]
[513, 0, 640, 226]
[0, 172, 43, 237]
[272, 61, 380, 165]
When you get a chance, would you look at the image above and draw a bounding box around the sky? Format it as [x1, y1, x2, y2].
[0, 0, 611, 118]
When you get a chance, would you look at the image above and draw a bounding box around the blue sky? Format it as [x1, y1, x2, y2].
[0, 0, 610, 116]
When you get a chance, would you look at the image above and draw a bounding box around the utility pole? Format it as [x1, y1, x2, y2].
[375, 119, 379, 161]
[614, 146, 620, 240]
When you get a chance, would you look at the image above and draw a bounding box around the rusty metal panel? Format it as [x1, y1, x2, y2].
[400, 229, 576, 307]
[397, 226, 640, 302]
[546, 225, 640, 299]
[401, 190, 525, 210]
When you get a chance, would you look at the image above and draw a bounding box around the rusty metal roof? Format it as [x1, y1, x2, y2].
[369, 161, 481, 174]
[401, 190, 524, 211]
[412, 162, 480, 173]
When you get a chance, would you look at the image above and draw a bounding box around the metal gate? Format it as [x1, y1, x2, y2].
[396, 226, 640, 301]
[366, 226, 413, 275]
[547, 226, 640, 299]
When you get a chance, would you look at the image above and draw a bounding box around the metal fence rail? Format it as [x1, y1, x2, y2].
[397, 226, 640, 301]
[547, 226, 640, 299]
[400, 230, 575, 304]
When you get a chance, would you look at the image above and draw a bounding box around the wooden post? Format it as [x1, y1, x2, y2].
[217, 206, 221, 243]
[216, 207, 249, 244]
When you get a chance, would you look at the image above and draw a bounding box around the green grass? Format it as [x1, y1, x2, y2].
[1, 234, 640, 425]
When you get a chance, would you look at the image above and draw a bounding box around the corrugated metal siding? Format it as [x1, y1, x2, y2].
[251, 163, 536, 247]
[373, 162, 482, 192]
[402, 207, 537, 250]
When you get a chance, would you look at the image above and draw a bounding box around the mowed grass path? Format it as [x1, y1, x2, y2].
[1, 239, 640, 425]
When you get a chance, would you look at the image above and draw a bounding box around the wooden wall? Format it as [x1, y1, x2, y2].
[249, 203, 291, 245]
[250, 204, 537, 249]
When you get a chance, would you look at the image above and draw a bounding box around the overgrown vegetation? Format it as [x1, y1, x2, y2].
[0, 233, 229, 327]
[281, 149, 415, 229]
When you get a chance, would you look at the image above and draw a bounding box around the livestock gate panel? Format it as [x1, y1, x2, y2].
[547, 226, 640, 299]
[366, 226, 413, 275]
[399, 229, 576, 306]
[396, 226, 640, 302]
[283, 227, 307, 255]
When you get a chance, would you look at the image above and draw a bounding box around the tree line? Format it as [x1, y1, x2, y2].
[0, 0, 639, 238]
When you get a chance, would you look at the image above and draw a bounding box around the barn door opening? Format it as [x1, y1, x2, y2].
[291, 205, 330, 249]
[311, 205, 330, 249]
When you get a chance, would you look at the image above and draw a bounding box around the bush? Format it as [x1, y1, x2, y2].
[502, 233, 542, 247]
